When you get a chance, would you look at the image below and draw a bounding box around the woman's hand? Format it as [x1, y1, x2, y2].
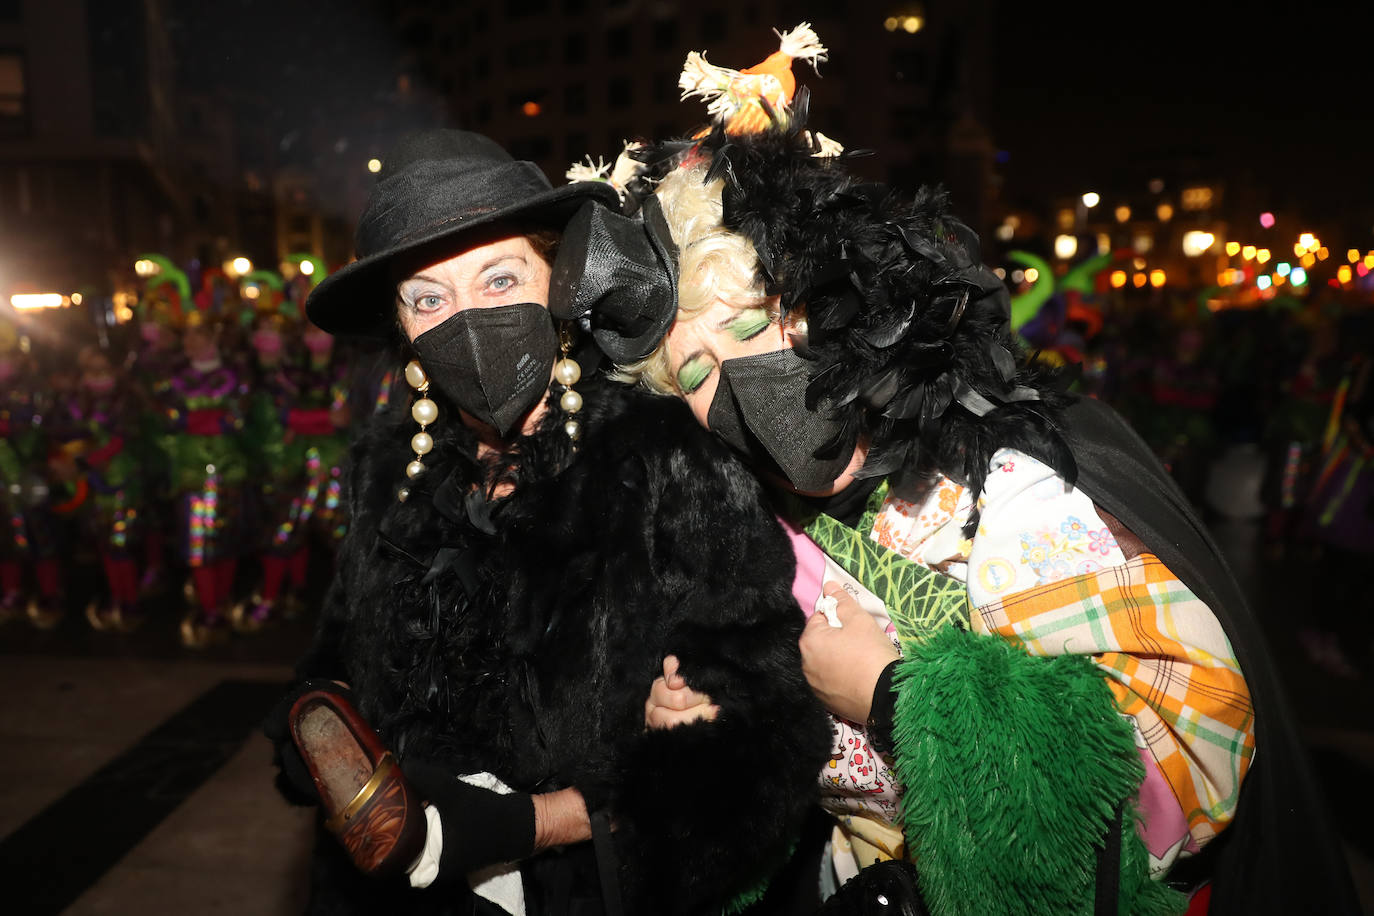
[644, 655, 718, 730]
[800, 583, 900, 723]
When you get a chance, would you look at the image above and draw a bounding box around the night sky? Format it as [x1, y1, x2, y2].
[164, 1, 1374, 237]
[988, 4, 1374, 234]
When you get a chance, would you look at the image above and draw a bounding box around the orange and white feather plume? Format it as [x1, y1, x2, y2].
[679, 22, 830, 136]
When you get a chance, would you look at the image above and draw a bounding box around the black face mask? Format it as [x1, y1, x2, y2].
[707, 349, 858, 493]
[410, 303, 559, 437]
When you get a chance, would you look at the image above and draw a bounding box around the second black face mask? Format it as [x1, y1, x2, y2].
[411, 302, 559, 438]
[707, 349, 857, 493]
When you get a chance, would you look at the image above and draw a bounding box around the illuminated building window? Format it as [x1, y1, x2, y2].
[0, 50, 26, 130]
[1181, 187, 1214, 210]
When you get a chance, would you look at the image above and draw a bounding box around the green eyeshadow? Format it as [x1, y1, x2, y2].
[677, 357, 714, 394]
[727, 308, 772, 341]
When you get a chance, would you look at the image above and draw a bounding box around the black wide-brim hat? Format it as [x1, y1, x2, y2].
[306, 130, 621, 338]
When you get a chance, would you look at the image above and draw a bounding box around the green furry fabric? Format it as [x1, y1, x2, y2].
[891, 625, 1187, 916]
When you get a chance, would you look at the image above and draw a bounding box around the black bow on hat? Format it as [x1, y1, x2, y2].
[547, 195, 679, 364]
[306, 130, 620, 338]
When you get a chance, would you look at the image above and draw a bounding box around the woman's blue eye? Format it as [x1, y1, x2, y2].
[488, 275, 514, 291]
[418, 295, 443, 310]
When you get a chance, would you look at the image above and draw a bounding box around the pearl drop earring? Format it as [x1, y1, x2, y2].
[400, 358, 436, 502]
[554, 324, 583, 444]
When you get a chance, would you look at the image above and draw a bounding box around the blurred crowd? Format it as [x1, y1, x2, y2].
[1, 278, 1371, 667]
[1043, 286, 1374, 678]
[0, 294, 395, 648]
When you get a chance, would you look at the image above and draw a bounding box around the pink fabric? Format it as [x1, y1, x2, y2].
[261, 554, 287, 600]
[780, 516, 826, 617]
[35, 559, 60, 597]
[288, 547, 309, 589]
[1134, 745, 1196, 858]
[1, 560, 21, 593]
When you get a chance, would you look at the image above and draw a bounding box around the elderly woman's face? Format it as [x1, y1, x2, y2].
[665, 298, 869, 496]
[664, 298, 791, 430]
[395, 234, 552, 341]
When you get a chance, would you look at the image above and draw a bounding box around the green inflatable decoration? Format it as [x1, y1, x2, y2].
[1059, 250, 1115, 296]
[242, 269, 284, 291]
[1005, 251, 1053, 333]
[137, 253, 191, 304]
[286, 253, 328, 288]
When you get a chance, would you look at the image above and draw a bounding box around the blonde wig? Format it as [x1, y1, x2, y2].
[612, 161, 773, 393]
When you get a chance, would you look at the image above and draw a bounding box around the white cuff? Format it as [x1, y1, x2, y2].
[407, 805, 444, 888]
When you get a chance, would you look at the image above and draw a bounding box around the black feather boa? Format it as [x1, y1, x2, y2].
[297, 372, 832, 914]
[633, 98, 1077, 530]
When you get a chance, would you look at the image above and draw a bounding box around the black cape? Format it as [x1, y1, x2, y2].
[1065, 396, 1360, 915]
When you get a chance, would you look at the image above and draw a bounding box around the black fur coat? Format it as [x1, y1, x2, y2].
[298, 374, 831, 914]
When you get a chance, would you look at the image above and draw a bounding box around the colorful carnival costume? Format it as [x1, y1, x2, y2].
[67, 350, 148, 632]
[159, 323, 250, 647]
[0, 326, 52, 623]
[239, 317, 350, 631]
[599, 26, 1359, 915]
[8, 352, 73, 628]
[127, 304, 187, 598]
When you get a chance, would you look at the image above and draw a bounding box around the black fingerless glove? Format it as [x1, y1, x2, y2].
[261, 678, 354, 807]
[401, 757, 537, 881]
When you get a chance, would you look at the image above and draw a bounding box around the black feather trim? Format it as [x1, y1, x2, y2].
[627, 104, 1080, 502]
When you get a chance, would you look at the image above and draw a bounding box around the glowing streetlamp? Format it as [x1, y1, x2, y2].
[367, 158, 382, 173]
[1081, 192, 1100, 208]
[1054, 234, 1078, 260]
[1182, 231, 1216, 257]
[10, 293, 65, 309]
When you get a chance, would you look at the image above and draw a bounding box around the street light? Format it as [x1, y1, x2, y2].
[1081, 192, 1100, 208]
[11, 293, 65, 309]
[1054, 234, 1078, 259]
[367, 158, 382, 173]
[1182, 231, 1216, 257]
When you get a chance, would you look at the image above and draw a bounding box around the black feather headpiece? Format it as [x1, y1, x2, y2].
[632, 97, 1076, 526]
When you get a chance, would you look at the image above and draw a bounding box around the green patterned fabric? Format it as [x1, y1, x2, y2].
[800, 481, 969, 640]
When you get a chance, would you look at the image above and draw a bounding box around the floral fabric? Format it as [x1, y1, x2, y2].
[866, 448, 1253, 873]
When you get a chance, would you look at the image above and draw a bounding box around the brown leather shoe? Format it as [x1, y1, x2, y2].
[288, 687, 426, 878]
